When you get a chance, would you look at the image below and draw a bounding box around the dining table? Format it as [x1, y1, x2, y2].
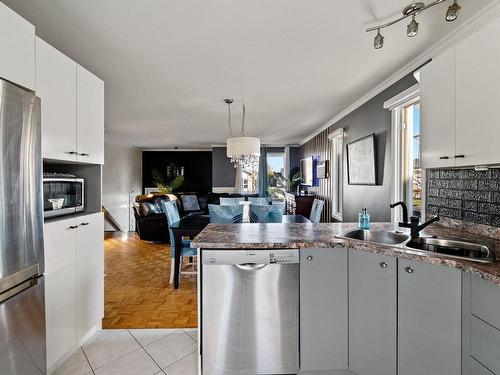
[169, 213, 311, 288]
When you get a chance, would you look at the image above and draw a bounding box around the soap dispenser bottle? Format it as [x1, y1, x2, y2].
[358, 208, 371, 230]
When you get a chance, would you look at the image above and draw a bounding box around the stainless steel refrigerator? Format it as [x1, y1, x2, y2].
[0, 78, 46, 375]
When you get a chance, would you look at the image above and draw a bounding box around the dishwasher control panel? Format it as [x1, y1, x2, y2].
[202, 249, 299, 265]
[269, 250, 300, 264]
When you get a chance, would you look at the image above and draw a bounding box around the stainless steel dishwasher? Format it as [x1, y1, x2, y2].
[201, 249, 300, 375]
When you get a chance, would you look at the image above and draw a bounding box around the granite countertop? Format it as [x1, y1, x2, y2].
[191, 222, 500, 286]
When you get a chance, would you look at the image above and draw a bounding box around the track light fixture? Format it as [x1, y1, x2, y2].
[367, 0, 461, 49]
[374, 29, 384, 49]
[407, 16, 419, 37]
[446, 0, 461, 22]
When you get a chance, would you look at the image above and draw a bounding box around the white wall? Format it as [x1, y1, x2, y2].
[102, 141, 142, 231]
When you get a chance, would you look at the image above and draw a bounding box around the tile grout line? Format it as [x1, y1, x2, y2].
[127, 329, 166, 373]
[85, 332, 147, 371]
[80, 347, 97, 375]
[134, 329, 198, 372]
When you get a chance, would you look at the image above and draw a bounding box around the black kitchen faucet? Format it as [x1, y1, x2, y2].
[390, 201, 440, 239]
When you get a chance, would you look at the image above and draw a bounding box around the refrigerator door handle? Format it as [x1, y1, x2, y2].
[0, 277, 39, 304]
[0, 264, 40, 296]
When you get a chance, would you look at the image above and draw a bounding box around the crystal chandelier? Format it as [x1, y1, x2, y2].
[224, 98, 261, 168]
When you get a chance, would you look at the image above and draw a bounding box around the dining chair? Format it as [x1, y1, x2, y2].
[249, 203, 284, 223]
[219, 197, 244, 206]
[248, 197, 271, 205]
[309, 198, 325, 223]
[163, 200, 197, 284]
[208, 204, 244, 224]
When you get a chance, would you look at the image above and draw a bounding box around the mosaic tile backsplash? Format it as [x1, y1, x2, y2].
[427, 168, 500, 227]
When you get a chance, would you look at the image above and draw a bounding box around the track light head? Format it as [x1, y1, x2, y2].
[446, 0, 461, 22]
[407, 15, 419, 37]
[374, 29, 384, 49]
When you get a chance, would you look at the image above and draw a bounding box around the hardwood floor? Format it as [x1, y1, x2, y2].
[103, 232, 197, 329]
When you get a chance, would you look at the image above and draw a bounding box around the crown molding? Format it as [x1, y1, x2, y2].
[300, 0, 500, 145]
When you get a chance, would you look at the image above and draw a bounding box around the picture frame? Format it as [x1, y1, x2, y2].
[346, 133, 376, 185]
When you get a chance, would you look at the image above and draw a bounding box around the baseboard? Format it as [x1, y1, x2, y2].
[47, 325, 99, 375]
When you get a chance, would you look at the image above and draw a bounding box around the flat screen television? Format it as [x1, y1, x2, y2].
[300, 157, 314, 186]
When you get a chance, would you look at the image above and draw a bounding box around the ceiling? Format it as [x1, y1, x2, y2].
[3, 0, 494, 148]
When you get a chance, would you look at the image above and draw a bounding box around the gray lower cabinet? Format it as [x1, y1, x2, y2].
[349, 251, 397, 375]
[471, 357, 495, 375]
[398, 259, 462, 375]
[300, 247, 348, 371]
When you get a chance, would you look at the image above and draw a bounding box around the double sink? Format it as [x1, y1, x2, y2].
[337, 229, 496, 264]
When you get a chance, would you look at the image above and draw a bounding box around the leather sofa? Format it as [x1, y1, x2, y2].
[133, 193, 172, 243]
[133, 192, 261, 243]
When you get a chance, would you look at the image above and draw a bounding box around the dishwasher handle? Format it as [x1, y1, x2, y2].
[235, 263, 267, 271]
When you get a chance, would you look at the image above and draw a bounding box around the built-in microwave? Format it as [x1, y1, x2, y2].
[43, 174, 85, 218]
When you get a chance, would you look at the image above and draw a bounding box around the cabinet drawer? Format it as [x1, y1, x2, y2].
[471, 275, 500, 330]
[471, 357, 495, 375]
[471, 315, 500, 374]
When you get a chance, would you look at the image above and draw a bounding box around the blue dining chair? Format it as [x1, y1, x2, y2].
[309, 198, 324, 223]
[219, 197, 243, 206]
[249, 203, 284, 223]
[208, 204, 244, 224]
[163, 200, 197, 284]
[248, 197, 271, 205]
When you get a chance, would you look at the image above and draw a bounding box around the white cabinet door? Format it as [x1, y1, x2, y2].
[300, 247, 348, 371]
[77, 65, 104, 164]
[0, 2, 35, 90]
[456, 17, 500, 167]
[43, 217, 78, 369]
[36, 37, 77, 162]
[349, 251, 397, 375]
[76, 213, 104, 339]
[420, 48, 456, 168]
[398, 259, 462, 375]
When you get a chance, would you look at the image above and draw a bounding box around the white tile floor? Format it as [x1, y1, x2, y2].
[53, 329, 198, 375]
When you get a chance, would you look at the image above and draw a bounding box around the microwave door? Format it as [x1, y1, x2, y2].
[43, 178, 84, 218]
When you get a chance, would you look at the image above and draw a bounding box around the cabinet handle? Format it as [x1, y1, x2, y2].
[306, 255, 313, 261]
[379, 262, 388, 268]
[439, 156, 450, 160]
[454, 154, 465, 159]
[79, 153, 90, 156]
[80, 222, 90, 226]
[405, 266, 414, 274]
[68, 225, 78, 230]
[65, 151, 78, 155]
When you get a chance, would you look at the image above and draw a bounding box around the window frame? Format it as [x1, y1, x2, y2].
[329, 128, 344, 221]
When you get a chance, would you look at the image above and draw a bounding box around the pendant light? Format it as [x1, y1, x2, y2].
[225, 99, 260, 168]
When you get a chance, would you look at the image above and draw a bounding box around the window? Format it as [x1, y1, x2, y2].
[266, 150, 286, 198]
[402, 101, 422, 218]
[329, 129, 344, 221]
[386, 82, 421, 223]
[240, 164, 257, 194]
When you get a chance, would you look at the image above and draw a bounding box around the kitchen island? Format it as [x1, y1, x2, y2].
[193, 222, 500, 375]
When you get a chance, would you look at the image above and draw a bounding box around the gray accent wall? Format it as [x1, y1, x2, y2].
[212, 147, 236, 188]
[300, 74, 418, 222]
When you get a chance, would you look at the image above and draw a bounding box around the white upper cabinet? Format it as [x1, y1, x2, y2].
[0, 2, 35, 91]
[77, 65, 104, 164]
[420, 17, 500, 169]
[36, 37, 104, 164]
[420, 48, 456, 169]
[36, 37, 78, 162]
[456, 16, 500, 167]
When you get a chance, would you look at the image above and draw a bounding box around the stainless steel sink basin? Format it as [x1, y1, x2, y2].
[337, 229, 410, 245]
[404, 237, 496, 264]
